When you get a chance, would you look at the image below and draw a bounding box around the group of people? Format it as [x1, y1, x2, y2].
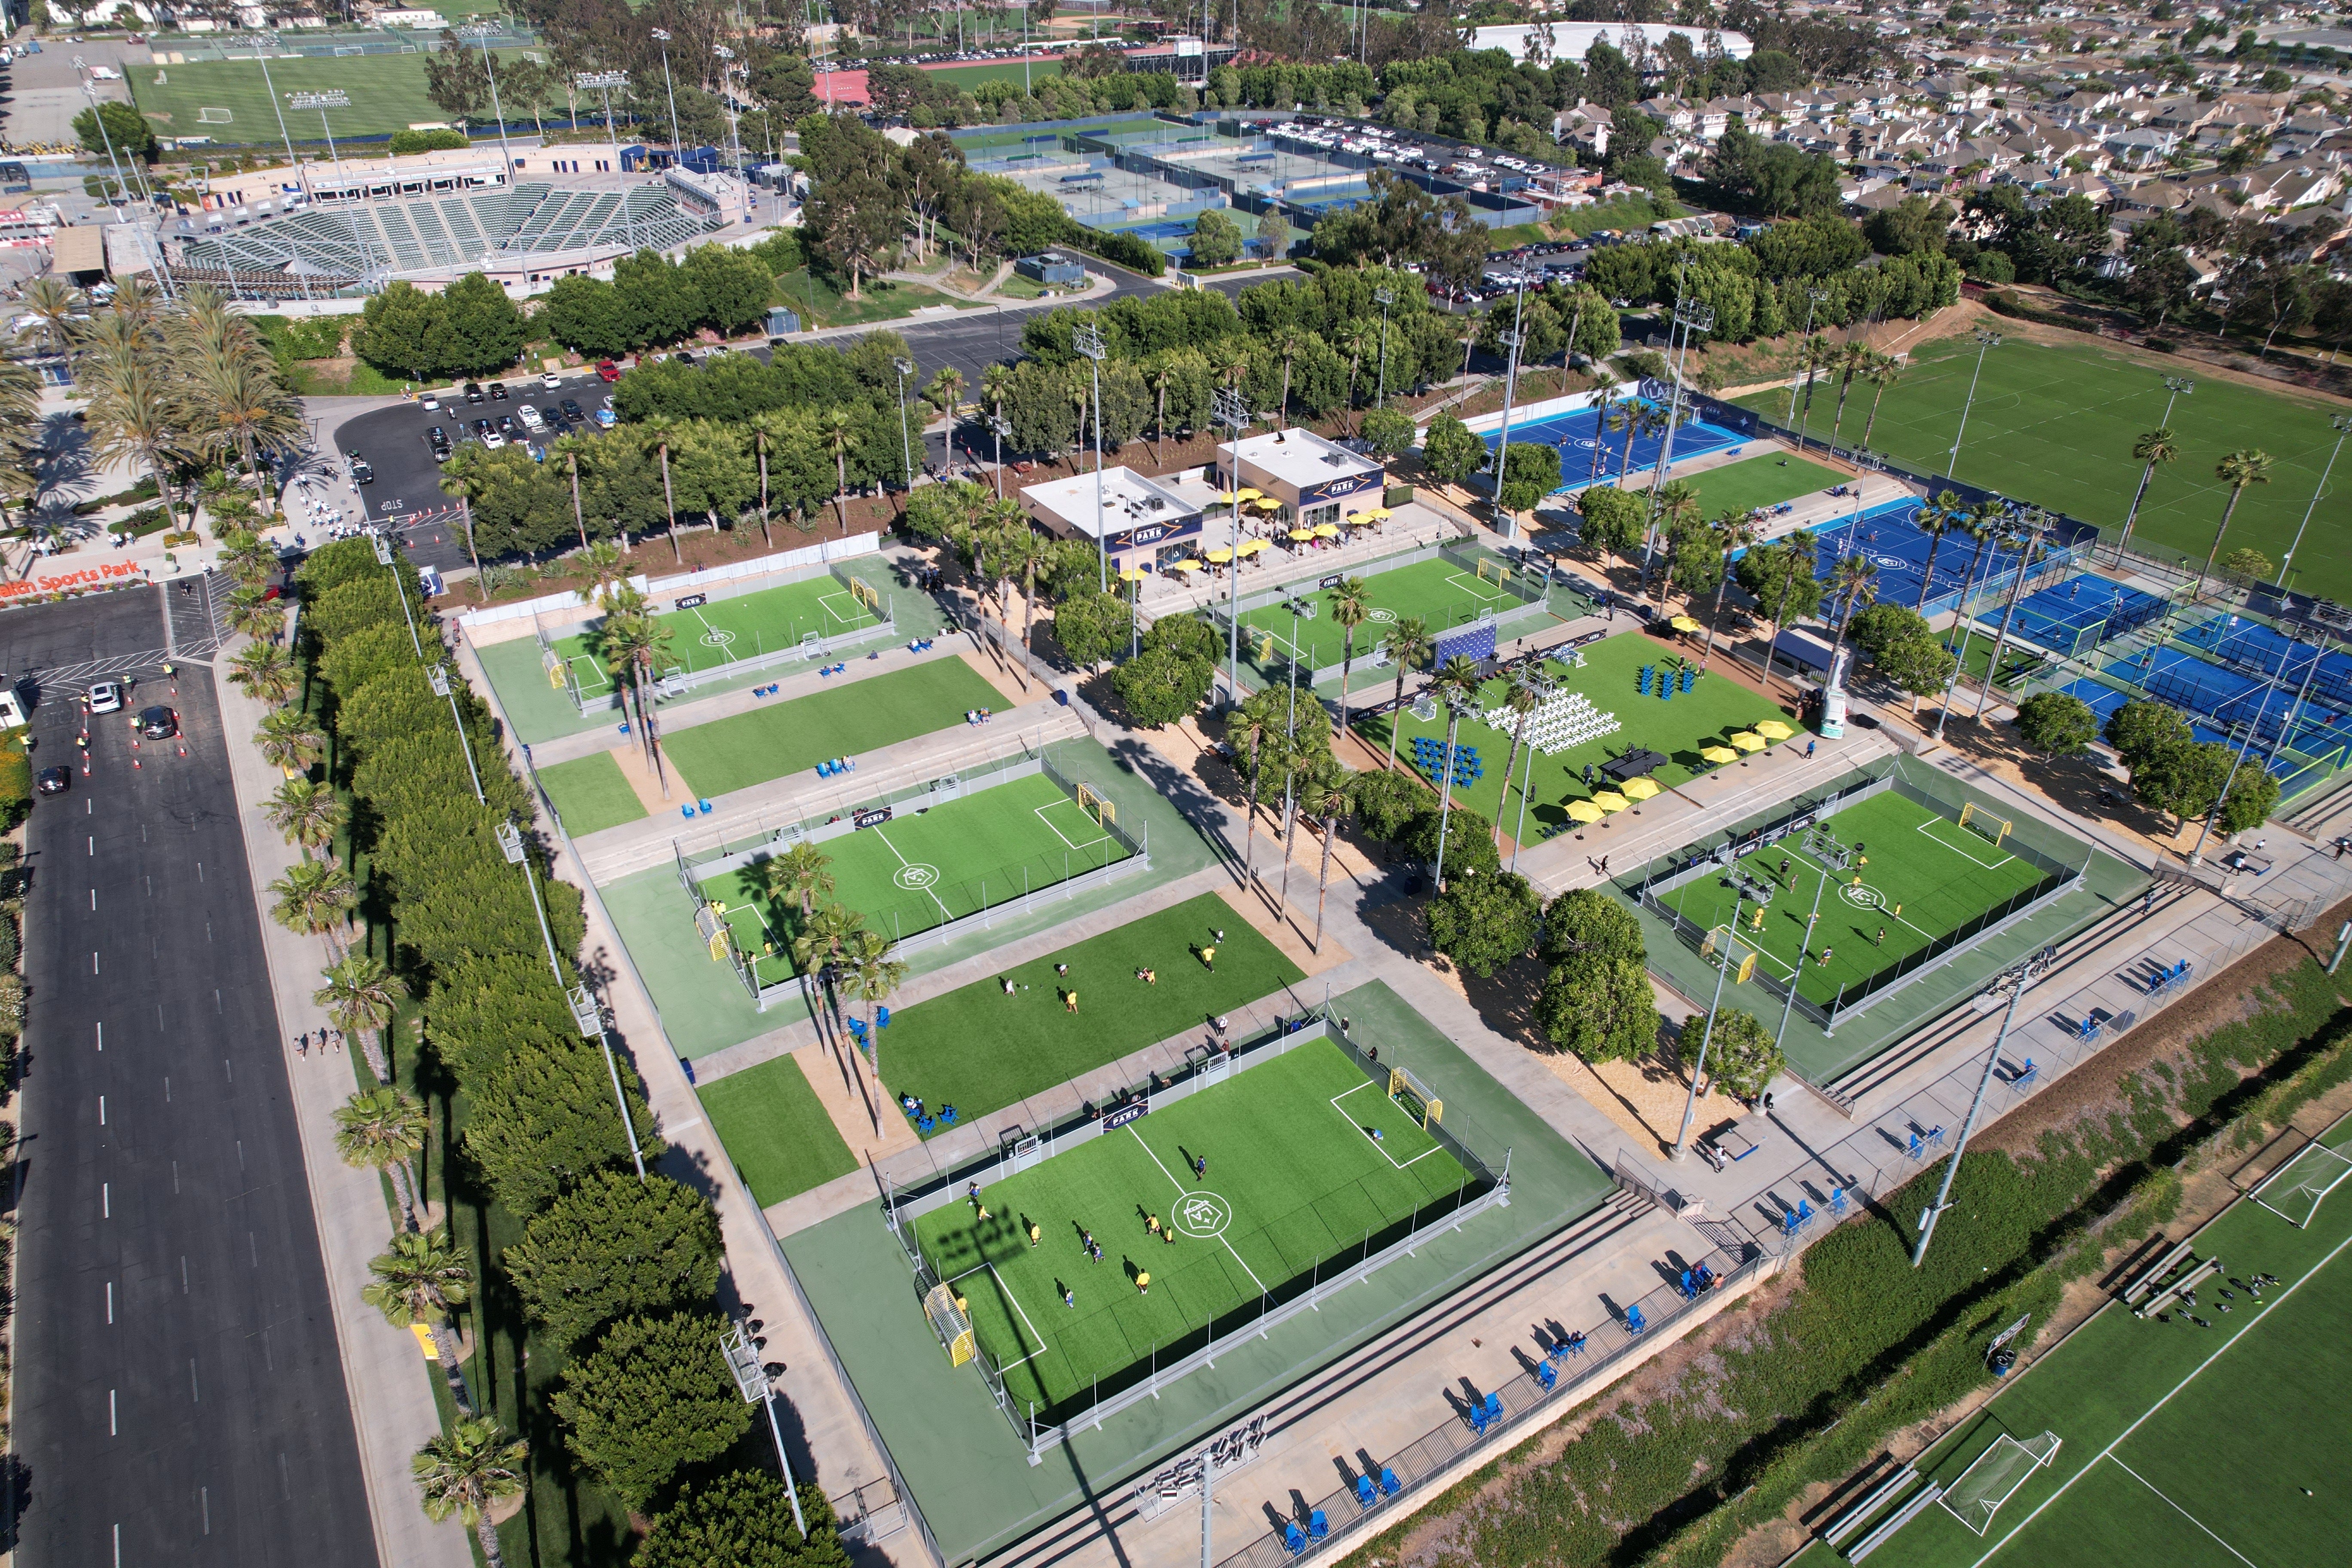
[295, 1026, 346, 1057]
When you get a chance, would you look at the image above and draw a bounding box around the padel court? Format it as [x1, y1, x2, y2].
[1485, 399, 1747, 493]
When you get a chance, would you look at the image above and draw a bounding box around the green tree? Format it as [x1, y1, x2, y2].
[264, 775, 346, 857]
[2219, 766, 2281, 836]
[505, 1170, 723, 1349]
[72, 99, 156, 160]
[539, 274, 635, 360]
[1428, 869, 1543, 977]
[1361, 406, 1415, 458]
[552, 1312, 754, 1513]
[267, 858, 356, 949]
[352, 281, 448, 382]
[1736, 533, 1824, 694]
[1398, 806, 1499, 880]
[1534, 954, 1660, 1064]
[683, 243, 778, 337]
[2013, 692, 2098, 757]
[1188, 208, 1243, 268]
[1052, 589, 1133, 670]
[1111, 612, 1220, 727]
[2105, 700, 2193, 773]
[1420, 412, 1486, 489]
[228, 639, 298, 707]
[636, 1475, 851, 1568]
[1540, 888, 1650, 969]
[335, 1085, 429, 1232]
[1377, 616, 1434, 766]
[413, 1418, 528, 1568]
[1574, 484, 1647, 563]
[1497, 441, 1562, 520]
[2133, 738, 2235, 832]
[465, 1035, 662, 1214]
[1350, 768, 1426, 842]
[1675, 1008, 1784, 1101]
[756, 842, 834, 919]
[2119, 426, 2177, 550]
[2220, 546, 2275, 582]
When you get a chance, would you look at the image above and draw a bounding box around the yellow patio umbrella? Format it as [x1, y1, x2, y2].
[1234, 487, 1264, 502]
[1565, 799, 1607, 824]
[1700, 744, 1740, 764]
[1312, 523, 1340, 538]
[1288, 527, 1317, 541]
[1592, 790, 1631, 813]
[1754, 719, 1794, 740]
[1169, 558, 1205, 573]
[1204, 546, 1234, 563]
[1620, 776, 1660, 801]
[1235, 537, 1269, 556]
[1668, 614, 1703, 633]
[1118, 567, 1148, 582]
[1253, 496, 1282, 510]
[1728, 731, 1766, 752]
[1360, 506, 1391, 520]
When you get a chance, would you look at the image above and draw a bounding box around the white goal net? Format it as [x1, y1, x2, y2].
[1937, 1430, 2061, 1535]
[2250, 1139, 2352, 1229]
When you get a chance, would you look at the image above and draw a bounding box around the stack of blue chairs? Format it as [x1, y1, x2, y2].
[815, 757, 855, 778]
[1409, 736, 1484, 787]
[1679, 666, 1697, 692]
[1638, 664, 1655, 694]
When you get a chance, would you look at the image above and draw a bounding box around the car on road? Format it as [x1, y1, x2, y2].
[139, 705, 178, 740]
[34, 766, 68, 796]
[488, 382, 509, 400]
[428, 429, 452, 462]
[87, 680, 123, 714]
[596, 360, 621, 382]
[346, 454, 374, 484]
[542, 372, 563, 390]
[463, 381, 484, 403]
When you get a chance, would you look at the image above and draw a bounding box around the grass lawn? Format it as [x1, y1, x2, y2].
[773, 266, 971, 330]
[546, 574, 886, 698]
[662, 658, 1004, 799]
[698, 1053, 860, 1207]
[135, 48, 540, 141]
[1734, 332, 2352, 600]
[1656, 789, 2056, 1005]
[913, 1038, 1471, 1417]
[1237, 552, 1553, 674]
[1677, 451, 1847, 516]
[537, 751, 646, 838]
[1354, 628, 1794, 834]
[876, 892, 1306, 1134]
[703, 772, 1133, 976]
[925, 60, 1066, 91]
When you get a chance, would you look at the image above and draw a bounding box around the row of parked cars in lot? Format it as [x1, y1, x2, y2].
[409, 371, 618, 464]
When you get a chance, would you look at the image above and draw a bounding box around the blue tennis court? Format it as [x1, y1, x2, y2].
[1803, 497, 2030, 613]
[2176, 612, 2352, 710]
[2100, 643, 2352, 760]
[1980, 573, 2170, 657]
[1488, 399, 1746, 493]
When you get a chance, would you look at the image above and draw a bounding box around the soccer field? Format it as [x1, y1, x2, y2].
[911, 1038, 1475, 1418]
[1655, 789, 2055, 1006]
[1735, 333, 2352, 600]
[700, 772, 1132, 977]
[1234, 554, 1552, 675]
[1807, 1121, 2352, 1568]
[554, 575, 886, 700]
[135, 48, 541, 141]
[660, 657, 1001, 799]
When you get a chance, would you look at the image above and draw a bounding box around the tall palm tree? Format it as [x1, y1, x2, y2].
[370, 1231, 480, 1414]
[1794, 332, 1831, 450]
[1426, 654, 1486, 888]
[840, 926, 909, 1083]
[1065, 373, 1093, 474]
[1647, 477, 1700, 596]
[18, 274, 82, 357]
[265, 775, 346, 858]
[1605, 397, 1638, 484]
[994, 508, 1049, 689]
[316, 950, 400, 1077]
[335, 1085, 429, 1231]
[1379, 616, 1434, 765]
[924, 364, 965, 424]
[2119, 426, 2177, 551]
[790, 901, 869, 1032]
[217, 527, 279, 588]
[1698, 508, 1761, 670]
[1339, 317, 1380, 430]
[1586, 379, 1621, 484]
[1857, 351, 1903, 450]
[1825, 341, 1873, 453]
[595, 585, 673, 786]
[224, 586, 284, 644]
[413, 1418, 526, 1567]
[84, 358, 187, 536]
[1145, 358, 1178, 461]
[227, 640, 297, 705]
[183, 348, 304, 511]
[1491, 666, 1542, 849]
[1329, 576, 1372, 737]
[573, 538, 628, 606]
[822, 409, 861, 533]
[548, 431, 592, 548]
[267, 859, 356, 949]
[743, 412, 784, 547]
[2198, 448, 2274, 593]
[639, 413, 684, 563]
[1228, 695, 1274, 887]
[1273, 325, 1309, 427]
[1761, 530, 1819, 695]
[1945, 502, 2001, 628]
[1299, 759, 1354, 955]
[756, 840, 834, 920]
[978, 361, 1015, 493]
[1913, 489, 1963, 610]
[254, 707, 326, 775]
[1824, 552, 1880, 673]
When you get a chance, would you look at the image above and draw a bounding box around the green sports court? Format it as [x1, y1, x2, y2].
[699, 772, 1136, 978]
[1675, 450, 1847, 518]
[1655, 789, 2060, 1008]
[660, 657, 1001, 800]
[553, 574, 888, 701]
[1233, 554, 1556, 677]
[911, 1037, 1477, 1418]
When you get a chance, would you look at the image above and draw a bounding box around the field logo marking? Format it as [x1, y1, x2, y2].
[1173, 1191, 1231, 1239]
[1870, 551, 1910, 571]
[894, 862, 940, 891]
[872, 827, 953, 920]
[1368, 608, 1399, 623]
[1838, 881, 1884, 911]
[1128, 1127, 1268, 1293]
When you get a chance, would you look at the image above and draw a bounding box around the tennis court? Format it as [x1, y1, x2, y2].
[1232, 555, 1550, 674]
[911, 1038, 1476, 1420]
[1654, 789, 2056, 1007]
[551, 574, 885, 699]
[1485, 398, 1748, 494]
[699, 772, 1134, 980]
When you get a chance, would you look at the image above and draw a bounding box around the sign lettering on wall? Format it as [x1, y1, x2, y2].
[1110, 516, 1201, 551]
[0, 560, 144, 602]
[1298, 470, 1381, 507]
[853, 806, 893, 829]
[1103, 1098, 1149, 1130]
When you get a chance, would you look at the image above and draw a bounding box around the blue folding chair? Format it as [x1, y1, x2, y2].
[1907, 1131, 1925, 1160]
[917, 1114, 936, 1132]
[1308, 1510, 1328, 1542]
[1485, 1392, 1503, 1425]
[1356, 1475, 1378, 1510]
[680, 803, 698, 819]
[698, 799, 713, 814]
[1284, 1523, 1306, 1556]
[1380, 1467, 1400, 1496]
[1625, 1304, 1648, 1336]
[1828, 1186, 1849, 1217]
[2013, 1057, 2040, 1087]
[940, 1105, 959, 1125]
[1536, 1358, 1556, 1390]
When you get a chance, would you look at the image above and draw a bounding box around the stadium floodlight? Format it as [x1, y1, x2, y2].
[1490, 274, 1529, 539]
[1913, 949, 2055, 1267]
[236, 34, 308, 178]
[459, 22, 519, 180]
[1944, 329, 2003, 485]
[719, 1319, 810, 1537]
[2282, 413, 2352, 591]
[1428, 684, 1482, 896]
[1787, 285, 1832, 446]
[1641, 294, 1716, 573]
[287, 89, 351, 180]
[1373, 285, 1395, 406]
[651, 28, 683, 153]
[891, 356, 917, 503]
[1074, 323, 1110, 593]
[1972, 508, 2048, 720]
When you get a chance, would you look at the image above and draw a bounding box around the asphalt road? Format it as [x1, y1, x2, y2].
[5, 588, 377, 1567]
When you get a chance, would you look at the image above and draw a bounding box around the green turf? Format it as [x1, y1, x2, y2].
[1656, 789, 2052, 1006]
[552, 575, 886, 698]
[1355, 628, 1794, 833]
[135, 48, 541, 141]
[875, 892, 1306, 1134]
[697, 1051, 860, 1207]
[1236, 554, 1556, 675]
[1674, 451, 1847, 516]
[701, 772, 1134, 977]
[923, 60, 1068, 91]
[1735, 333, 2352, 600]
[535, 751, 646, 837]
[911, 1037, 1472, 1415]
[1850, 1119, 2352, 1568]
[662, 658, 1004, 799]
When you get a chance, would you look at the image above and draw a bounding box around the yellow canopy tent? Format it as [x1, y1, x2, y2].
[1235, 538, 1269, 556]
[1169, 558, 1205, 573]
[1668, 615, 1702, 633]
[1204, 547, 1234, 563]
[1312, 523, 1340, 538]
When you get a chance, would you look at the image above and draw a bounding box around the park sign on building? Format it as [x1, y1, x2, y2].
[1216, 427, 1387, 534]
[1018, 467, 1204, 576]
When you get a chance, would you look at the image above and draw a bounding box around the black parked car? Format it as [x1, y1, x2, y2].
[34, 766, 68, 795]
[488, 382, 509, 400]
[463, 381, 484, 404]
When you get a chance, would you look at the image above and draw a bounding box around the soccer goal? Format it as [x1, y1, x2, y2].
[1936, 1431, 2061, 1535]
[1389, 1066, 1443, 1128]
[1075, 781, 1116, 829]
[1802, 824, 1853, 871]
[196, 106, 234, 123]
[1700, 925, 1758, 983]
[1959, 801, 2012, 849]
[847, 576, 882, 616]
[923, 1282, 977, 1367]
[2250, 1138, 2352, 1228]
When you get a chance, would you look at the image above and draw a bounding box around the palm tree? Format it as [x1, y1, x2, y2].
[1760, 529, 1819, 695]
[1379, 616, 1434, 766]
[2119, 426, 2177, 551]
[1825, 341, 1873, 453]
[840, 926, 909, 1084]
[1606, 397, 1638, 484]
[316, 951, 401, 1077]
[1824, 552, 1880, 673]
[1329, 576, 1372, 737]
[184, 347, 304, 510]
[84, 359, 187, 536]
[1794, 332, 1831, 450]
[823, 409, 862, 533]
[1586, 380, 1621, 484]
[267, 859, 356, 948]
[1145, 358, 1178, 461]
[595, 586, 673, 786]
[335, 1085, 429, 1231]
[2198, 448, 2274, 593]
[1228, 696, 1274, 887]
[1913, 489, 1963, 610]
[1857, 351, 1903, 450]
[790, 901, 869, 1032]
[573, 538, 628, 606]
[1339, 317, 1380, 430]
[924, 364, 965, 423]
[413, 1418, 527, 1566]
[265, 776, 346, 857]
[992, 508, 1048, 689]
[1491, 667, 1542, 849]
[640, 413, 684, 563]
[18, 274, 81, 357]
[224, 586, 284, 644]
[227, 640, 296, 705]
[1299, 760, 1354, 955]
[254, 707, 326, 775]
[1698, 509, 1761, 670]
[369, 1230, 479, 1414]
[217, 527, 278, 588]
[978, 361, 1015, 493]
[1945, 502, 2001, 628]
[743, 411, 784, 547]
[1273, 325, 1309, 427]
[1647, 478, 1700, 596]
[548, 432, 593, 548]
[1065, 374, 1093, 473]
[1426, 655, 1486, 888]
[756, 840, 835, 920]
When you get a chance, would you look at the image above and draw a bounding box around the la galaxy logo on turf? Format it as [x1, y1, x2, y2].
[1174, 1192, 1231, 1238]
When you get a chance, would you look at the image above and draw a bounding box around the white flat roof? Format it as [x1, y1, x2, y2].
[1020, 466, 1197, 541]
[1220, 428, 1381, 492]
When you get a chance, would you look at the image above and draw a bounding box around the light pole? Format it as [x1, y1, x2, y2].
[575, 71, 637, 250]
[720, 1320, 810, 1538]
[1934, 505, 2012, 742]
[1671, 919, 1749, 1162]
[1490, 276, 1528, 538]
[2118, 376, 2195, 556]
[2188, 644, 2294, 867]
[1642, 295, 1714, 585]
[1944, 330, 2002, 486]
[1508, 668, 1556, 873]
[1373, 285, 1395, 408]
[714, 46, 746, 188]
[1785, 286, 1827, 443]
[460, 22, 518, 181]
[2281, 414, 2352, 591]
[651, 28, 684, 153]
[1075, 322, 1109, 593]
[1913, 951, 2052, 1268]
[1215, 385, 1250, 707]
[237, 34, 306, 178]
[1429, 684, 1477, 894]
[286, 89, 350, 186]
[891, 355, 916, 493]
[1774, 866, 1828, 1051]
[1972, 509, 2046, 719]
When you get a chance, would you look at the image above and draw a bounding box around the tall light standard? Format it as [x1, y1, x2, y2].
[575, 71, 637, 249]
[1490, 275, 1529, 537]
[1913, 949, 2053, 1268]
[236, 34, 306, 178]
[892, 355, 916, 492]
[2188, 645, 2294, 867]
[1773, 865, 1828, 1052]
[1785, 285, 1827, 440]
[1507, 667, 1556, 873]
[720, 1321, 810, 1538]
[2281, 414, 2352, 592]
[460, 21, 518, 180]
[1215, 385, 1250, 707]
[1641, 295, 1714, 582]
[1429, 684, 1478, 894]
[286, 89, 350, 186]
[1671, 918, 1750, 1162]
[1972, 509, 2046, 720]
[1074, 321, 1110, 593]
[714, 46, 746, 187]
[375, 533, 486, 806]
[1934, 505, 2013, 743]
[1372, 285, 1395, 407]
[1943, 329, 2002, 486]
[650, 28, 685, 152]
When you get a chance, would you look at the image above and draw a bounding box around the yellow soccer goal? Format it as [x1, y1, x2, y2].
[924, 1282, 976, 1366]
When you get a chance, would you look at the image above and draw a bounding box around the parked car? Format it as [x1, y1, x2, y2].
[88, 680, 123, 714]
[596, 360, 621, 382]
[541, 371, 563, 390]
[463, 381, 484, 404]
[594, 407, 617, 429]
[138, 705, 178, 740]
[560, 398, 584, 421]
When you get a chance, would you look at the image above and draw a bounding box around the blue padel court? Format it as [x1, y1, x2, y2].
[1487, 399, 1747, 493]
[2176, 612, 2352, 711]
[2101, 643, 2352, 755]
[1806, 497, 2021, 613]
[1978, 573, 2171, 658]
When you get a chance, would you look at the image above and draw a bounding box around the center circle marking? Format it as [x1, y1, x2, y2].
[1368, 608, 1399, 623]
[894, 863, 940, 891]
[1838, 882, 1884, 910]
[699, 627, 737, 648]
[1173, 1191, 1232, 1239]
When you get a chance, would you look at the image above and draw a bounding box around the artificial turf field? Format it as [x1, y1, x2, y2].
[701, 772, 1132, 979]
[1796, 1121, 2352, 1568]
[1355, 629, 1792, 833]
[535, 750, 646, 837]
[911, 1037, 1473, 1416]
[661, 657, 1004, 799]
[1656, 789, 2055, 1006]
[1235, 554, 1550, 674]
[1675, 450, 1847, 517]
[695, 1052, 859, 1208]
[134, 47, 541, 141]
[1735, 332, 2352, 601]
[555, 575, 886, 698]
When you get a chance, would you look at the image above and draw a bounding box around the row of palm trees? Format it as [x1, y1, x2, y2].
[1792, 337, 1907, 457]
[752, 842, 910, 1087]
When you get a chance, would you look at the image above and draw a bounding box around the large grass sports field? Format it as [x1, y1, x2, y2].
[1657, 789, 2057, 1006]
[1675, 450, 1847, 517]
[1356, 630, 1792, 834]
[1234, 554, 1555, 676]
[1736, 333, 2352, 600]
[694, 1053, 859, 1208]
[701, 772, 1133, 977]
[1798, 1120, 2352, 1568]
[554, 575, 888, 700]
[912, 1037, 1474, 1417]
[662, 657, 1002, 799]
[135, 48, 540, 141]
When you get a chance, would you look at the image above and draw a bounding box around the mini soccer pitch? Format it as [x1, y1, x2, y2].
[554, 576, 884, 698]
[1655, 790, 2052, 1006]
[701, 773, 1131, 980]
[1234, 556, 1544, 673]
[911, 1039, 1475, 1417]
